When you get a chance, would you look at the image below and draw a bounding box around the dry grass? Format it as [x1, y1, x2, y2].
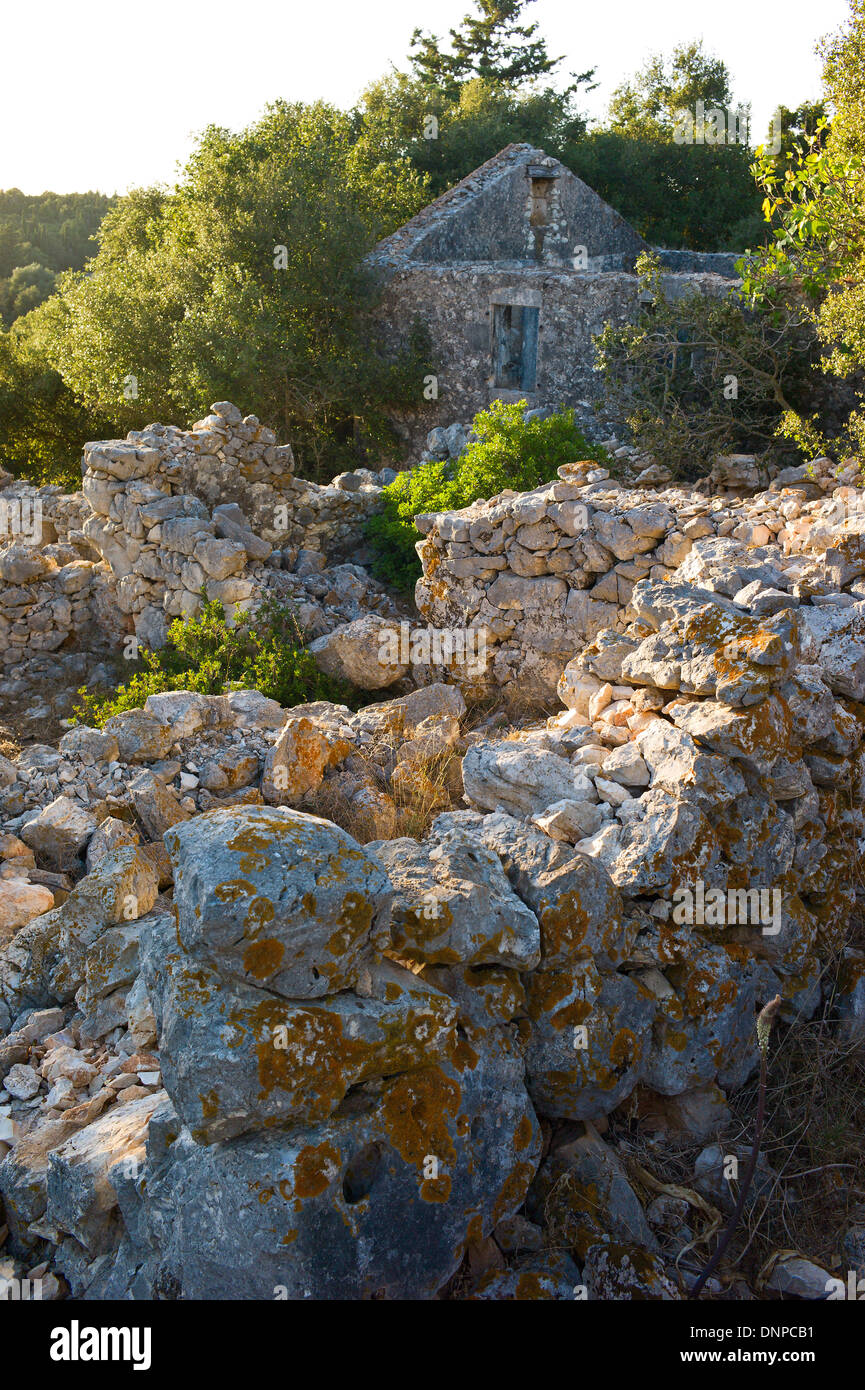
[308, 733, 463, 845]
[602, 926, 865, 1295]
[307, 682, 555, 844]
[731, 965, 865, 1279]
[497, 683, 560, 728]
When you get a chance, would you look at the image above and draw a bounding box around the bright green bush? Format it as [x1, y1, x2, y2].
[74, 594, 357, 726]
[366, 400, 607, 592]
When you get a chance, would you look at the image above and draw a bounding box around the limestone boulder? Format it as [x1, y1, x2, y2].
[462, 742, 596, 819]
[143, 690, 231, 740]
[798, 603, 865, 701]
[532, 798, 602, 843]
[128, 770, 191, 840]
[0, 1097, 112, 1249]
[261, 713, 353, 806]
[20, 796, 99, 871]
[640, 949, 777, 1095]
[309, 615, 408, 689]
[144, 924, 459, 1142]
[58, 726, 120, 764]
[523, 962, 655, 1120]
[621, 603, 797, 707]
[369, 824, 541, 970]
[165, 806, 392, 998]
[100, 1031, 540, 1300]
[0, 879, 54, 945]
[103, 710, 176, 764]
[0, 544, 56, 583]
[85, 817, 140, 873]
[45, 1092, 165, 1257]
[433, 811, 631, 971]
[665, 696, 792, 779]
[224, 688, 285, 730]
[634, 720, 746, 810]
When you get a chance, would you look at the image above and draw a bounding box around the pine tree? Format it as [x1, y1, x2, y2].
[409, 0, 562, 94]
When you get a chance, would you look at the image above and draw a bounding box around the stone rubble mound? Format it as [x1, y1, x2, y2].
[2, 439, 865, 1299]
[0, 403, 402, 732]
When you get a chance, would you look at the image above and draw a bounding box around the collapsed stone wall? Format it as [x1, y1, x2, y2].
[0, 405, 400, 732]
[3, 439, 865, 1299]
[0, 482, 114, 684]
[415, 452, 863, 697]
[79, 401, 394, 650]
[0, 548, 106, 674]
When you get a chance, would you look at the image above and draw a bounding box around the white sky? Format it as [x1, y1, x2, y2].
[0, 0, 852, 194]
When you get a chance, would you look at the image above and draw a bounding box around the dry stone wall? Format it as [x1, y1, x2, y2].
[3, 430, 865, 1299]
[79, 401, 393, 650]
[0, 403, 397, 698]
[415, 452, 864, 697]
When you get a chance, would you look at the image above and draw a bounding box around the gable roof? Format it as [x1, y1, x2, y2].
[370, 144, 541, 264]
[370, 143, 647, 271]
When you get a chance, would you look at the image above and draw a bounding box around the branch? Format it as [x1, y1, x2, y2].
[689, 995, 782, 1299]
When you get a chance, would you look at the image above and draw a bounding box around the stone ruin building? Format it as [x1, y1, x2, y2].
[371, 143, 740, 446]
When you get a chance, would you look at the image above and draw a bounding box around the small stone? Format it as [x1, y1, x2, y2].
[4, 1063, 40, 1100]
[20, 796, 98, 871]
[766, 1256, 834, 1300]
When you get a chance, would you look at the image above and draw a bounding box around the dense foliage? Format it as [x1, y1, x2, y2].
[595, 253, 816, 478]
[0, 323, 114, 487]
[0, 191, 114, 325]
[34, 104, 432, 480]
[739, 0, 865, 456]
[355, 73, 591, 201]
[366, 400, 607, 591]
[569, 135, 764, 251]
[74, 595, 356, 726]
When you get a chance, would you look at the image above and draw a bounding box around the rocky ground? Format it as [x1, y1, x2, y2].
[1, 414, 864, 1301]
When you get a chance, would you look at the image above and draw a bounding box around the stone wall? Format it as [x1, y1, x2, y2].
[375, 266, 736, 452]
[0, 402, 395, 666]
[414, 452, 864, 698]
[0, 546, 110, 675]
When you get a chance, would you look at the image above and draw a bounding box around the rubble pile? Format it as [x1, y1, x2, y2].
[2, 431, 865, 1301]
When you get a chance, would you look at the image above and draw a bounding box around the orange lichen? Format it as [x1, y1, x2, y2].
[294, 1141, 341, 1201]
[242, 937, 285, 980]
[380, 1067, 460, 1203]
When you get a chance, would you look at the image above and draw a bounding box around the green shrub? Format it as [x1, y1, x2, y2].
[74, 594, 357, 726]
[595, 252, 817, 479]
[366, 400, 607, 593]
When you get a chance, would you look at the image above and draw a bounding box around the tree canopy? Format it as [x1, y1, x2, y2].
[0, 190, 113, 326]
[607, 40, 737, 140]
[26, 102, 431, 477]
[409, 0, 566, 94]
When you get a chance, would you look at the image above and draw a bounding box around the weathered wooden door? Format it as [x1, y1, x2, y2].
[493, 304, 539, 391]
